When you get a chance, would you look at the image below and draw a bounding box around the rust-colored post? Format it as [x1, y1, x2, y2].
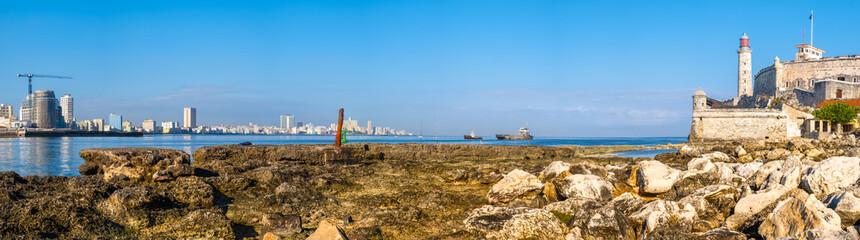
[335, 108, 344, 148]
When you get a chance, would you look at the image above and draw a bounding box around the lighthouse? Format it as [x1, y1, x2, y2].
[738, 33, 753, 98]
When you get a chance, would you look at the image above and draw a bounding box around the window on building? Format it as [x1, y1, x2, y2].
[839, 77, 846, 81]
[837, 89, 843, 98]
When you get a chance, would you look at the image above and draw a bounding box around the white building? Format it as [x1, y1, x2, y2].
[183, 107, 196, 129]
[279, 114, 296, 131]
[60, 94, 74, 129]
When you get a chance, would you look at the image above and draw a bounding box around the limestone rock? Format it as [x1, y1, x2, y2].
[724, 186, 793, 230]
[569, 162, 608, 179]
[565, 227, 583, 240]
[637, 160, 682, 195]
[700, 151, 731, 163]
[96, 186, 171, 229]
[758, 194, 842, 239]
[823, 191, 860, 228]
[569, 193, 643, 240]
[687, 156, 717, 173]
[734, 146, 747, 157]
[539, 161, 572, 181]
[307, 220, 349, 240]
[699, 228, 746, 240]
[464, 205, 565, 240]
[543, 196, 597, 216]
[679, 145, 702, 157]
[168, 176, 215, 207]
[666, 171, 721, 200]
[802, 156, 860, 198]
[556, 174, 613, 202]
[144, 209, 235, 239]
[166, 163, 194, 177]
[628, 200, 698, 236]
[766, 148, 789, 161]
[734, 160, 762, 179]
[487, 169, 543, 204]
[79, 147, 190, 182]
[677, 185, 740, 228]
[805, 148, 824, 158]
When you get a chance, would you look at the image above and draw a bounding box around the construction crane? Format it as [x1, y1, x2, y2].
[17, 74, 73, 95]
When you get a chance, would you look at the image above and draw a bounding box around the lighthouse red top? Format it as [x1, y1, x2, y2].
[740, 33, 750, 47]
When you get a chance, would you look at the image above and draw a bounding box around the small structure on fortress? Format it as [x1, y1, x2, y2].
[688, 31, 860, 142]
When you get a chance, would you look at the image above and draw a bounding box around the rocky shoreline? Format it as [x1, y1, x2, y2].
[2, 140, 859, 239]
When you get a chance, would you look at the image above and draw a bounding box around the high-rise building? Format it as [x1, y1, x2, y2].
[142, 119, 157, 133]
[367, 120, 372, 134]
[60, 94, 74, 129]
[183, 107, 196, 129]
[162, 121, 178, 133]
[108, 113, 122, 131]
[20, 90, 60, 128]
[279, 114, 295, 131]
[92, 119, 104, 132]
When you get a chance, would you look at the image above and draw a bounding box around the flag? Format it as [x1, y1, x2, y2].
[810, 12, 813, 20]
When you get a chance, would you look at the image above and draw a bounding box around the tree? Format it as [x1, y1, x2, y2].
[813, 102, 860, 123]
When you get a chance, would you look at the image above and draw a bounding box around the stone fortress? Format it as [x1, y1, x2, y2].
[690, 32, 860, 142]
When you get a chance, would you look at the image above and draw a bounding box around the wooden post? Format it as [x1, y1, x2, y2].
[335, 108, 344, 148]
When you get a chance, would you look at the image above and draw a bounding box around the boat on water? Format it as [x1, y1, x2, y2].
[496, 127, 533, 140]
[464, 130, 482, 140]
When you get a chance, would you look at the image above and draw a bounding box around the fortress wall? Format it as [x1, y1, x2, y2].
[689, 109, 794, 142]
[754, 66, 777, 97]
[793, 89, 816, 107]
[813, 80, 860, 105]
[781, 57, 860, 89]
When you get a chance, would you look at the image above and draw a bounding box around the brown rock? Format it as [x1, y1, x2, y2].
[307, 220, 349, 240]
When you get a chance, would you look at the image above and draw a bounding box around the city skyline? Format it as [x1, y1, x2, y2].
[2, 1, 859, 136]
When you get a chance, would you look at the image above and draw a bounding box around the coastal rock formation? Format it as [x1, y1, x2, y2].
[11, 140, 860, 239]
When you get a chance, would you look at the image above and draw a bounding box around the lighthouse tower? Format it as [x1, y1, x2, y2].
[738, 33, 753, 98]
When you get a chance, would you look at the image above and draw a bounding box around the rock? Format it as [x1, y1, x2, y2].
[166, 163, 194, 177]
[263, 232, 281, 240]
[569, 162, 608, 179]
[724, 186, 793, 230]
[539, 161, 572, 181]
[700, 151, 731, 163]
[665, 171, 721, 200]
[464, 205, 565, 240]
[566, 227, 583, 240]
[802, 156, 860, 198]
[699, 228, 746, 240]
[823, 191, 860, 228]
[679, 145, 702, 157]
[758, 194, 842, 239]
[766, 148, 789, 161]
[543, 197, 597, 216]
[487, 169, 543, 204]
[79, 147, 190, 182]
[628, 200, 698, 236]
[788, 139, 815, 151]
[96, 186, 172, 229]
[637, 160, 682, 195]
[168, 176, 215, 207]
[687, 156, 717, 173]
[734, 160, 762, 179]
[262, 214, 302, 236]
[543, 182, 559, 202]
[805, 148, 824, 158]
[734, 146, 747, 157]
[555, 174, 613, 202]
[677, 185, 740, 228]
[748, 160, 784, 190]
[144, 209, 236, 239]
[582, 200, 636, 239]
[152, 170, 172, 182]
[307, 220, 349, 240]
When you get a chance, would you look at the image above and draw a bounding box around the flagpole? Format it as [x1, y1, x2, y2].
[810, 10, 814, 46]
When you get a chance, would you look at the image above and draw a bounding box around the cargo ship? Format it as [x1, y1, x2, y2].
[464, 130, 482, 140]
[496, 127, 533, 140]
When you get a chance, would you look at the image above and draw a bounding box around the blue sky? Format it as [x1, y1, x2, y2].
[1, 1, 858, 137]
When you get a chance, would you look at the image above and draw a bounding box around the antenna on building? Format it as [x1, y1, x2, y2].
[802, 27, 805, 44]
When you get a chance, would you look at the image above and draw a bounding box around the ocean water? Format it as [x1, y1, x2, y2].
[0, 135, 686, 177]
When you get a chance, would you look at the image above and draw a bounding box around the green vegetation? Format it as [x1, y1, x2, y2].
[813, 102, 860, 123]
[550, 211, 572, 224]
